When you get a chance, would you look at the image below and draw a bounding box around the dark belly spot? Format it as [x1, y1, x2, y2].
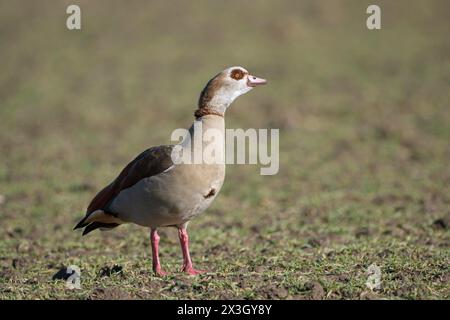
[204, 188, 216, 199]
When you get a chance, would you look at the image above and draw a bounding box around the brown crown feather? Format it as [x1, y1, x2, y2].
[197, 73, 223, 108]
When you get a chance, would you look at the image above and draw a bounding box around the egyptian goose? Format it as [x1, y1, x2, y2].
[74, 66, 267, 275]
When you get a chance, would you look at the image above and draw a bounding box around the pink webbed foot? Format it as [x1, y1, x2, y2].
[178, 228, 205, 276]
[182, 267, 206, 276]
[153, 268, 169, 276]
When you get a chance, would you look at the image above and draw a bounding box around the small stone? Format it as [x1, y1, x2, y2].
[432, 218, 448, 230]
[276, 287, 289, 298]
[17, 240, 30, 253]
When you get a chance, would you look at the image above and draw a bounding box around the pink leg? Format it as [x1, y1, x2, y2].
[178, 228, 205, 275]
[150, 229, 167, 276]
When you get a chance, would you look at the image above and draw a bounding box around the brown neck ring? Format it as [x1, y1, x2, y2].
[194, 107, 224, 119]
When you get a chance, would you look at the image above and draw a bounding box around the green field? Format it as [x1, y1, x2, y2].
[0, 0, 449, 299]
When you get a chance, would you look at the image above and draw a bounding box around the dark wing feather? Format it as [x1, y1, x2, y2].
[82, 222, 119, 236]
[86, 145, 174, 215]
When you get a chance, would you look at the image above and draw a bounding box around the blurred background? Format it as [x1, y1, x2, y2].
[0, 0, 449, 299]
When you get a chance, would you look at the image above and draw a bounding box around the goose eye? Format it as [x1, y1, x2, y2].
[230, 69, 245, 80]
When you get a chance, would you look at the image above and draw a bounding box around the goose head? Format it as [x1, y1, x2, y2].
[196, 66, 267, 117]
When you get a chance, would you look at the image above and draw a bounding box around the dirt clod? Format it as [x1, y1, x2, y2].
[98, 265, 124, 277]
[432, 218, 448, 230]
[305, 281, 325, 300]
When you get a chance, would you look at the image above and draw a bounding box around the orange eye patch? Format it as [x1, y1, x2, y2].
[230, 69, 245, 80]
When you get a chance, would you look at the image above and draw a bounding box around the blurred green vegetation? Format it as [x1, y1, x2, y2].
[0, 0, 449, 299]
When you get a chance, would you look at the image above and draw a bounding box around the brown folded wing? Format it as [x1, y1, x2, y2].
[86, 145, 174, 215]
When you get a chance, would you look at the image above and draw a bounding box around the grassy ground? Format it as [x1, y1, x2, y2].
[0, 0, 449, 299]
